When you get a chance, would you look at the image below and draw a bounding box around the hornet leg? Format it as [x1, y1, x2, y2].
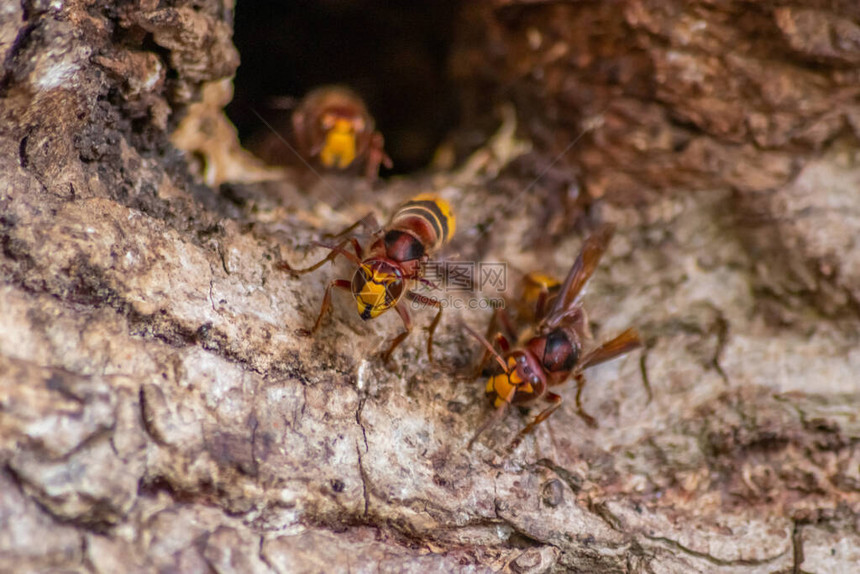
[297, 279, 351, 337]
[506, 392, 563, 452]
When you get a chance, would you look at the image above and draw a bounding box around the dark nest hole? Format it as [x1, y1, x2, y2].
[226, 0, 463, 176]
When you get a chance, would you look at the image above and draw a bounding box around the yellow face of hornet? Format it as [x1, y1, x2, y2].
[319, 114, 361, 169]
[351, 260, 405, 320]
[486, 357, 535, 408]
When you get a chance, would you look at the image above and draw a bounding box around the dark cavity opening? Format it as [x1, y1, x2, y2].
[227, 0, 462, 176]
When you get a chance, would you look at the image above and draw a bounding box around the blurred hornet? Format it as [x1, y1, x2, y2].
[250, 86, 392, 181]
[279, 194, 455, 361]
[465, 225, 641, 451]
[292, 86, 392, 180]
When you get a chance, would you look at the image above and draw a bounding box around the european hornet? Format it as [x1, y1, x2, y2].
[292, 85, 392, 180]
[280, 194, 455, 361]
[250, 86, 392, 181]
[465, 224, 642, 451]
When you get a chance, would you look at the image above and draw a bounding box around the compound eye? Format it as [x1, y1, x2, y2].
[351, 265, 370, 294]
[385, 277, 404, 302]
[542, 330, 578, 373]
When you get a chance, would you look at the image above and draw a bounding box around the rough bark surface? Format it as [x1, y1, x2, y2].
[1, 1, 859, 573]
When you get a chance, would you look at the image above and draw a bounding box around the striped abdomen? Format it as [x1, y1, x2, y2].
[388, 194, 456, 253]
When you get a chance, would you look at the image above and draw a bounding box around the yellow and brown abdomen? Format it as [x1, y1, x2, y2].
[522, 272, 560, 309]
[388, 194, 456, 253]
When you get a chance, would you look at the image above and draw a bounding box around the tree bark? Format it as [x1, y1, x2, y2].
[1, 1, 859, 573]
